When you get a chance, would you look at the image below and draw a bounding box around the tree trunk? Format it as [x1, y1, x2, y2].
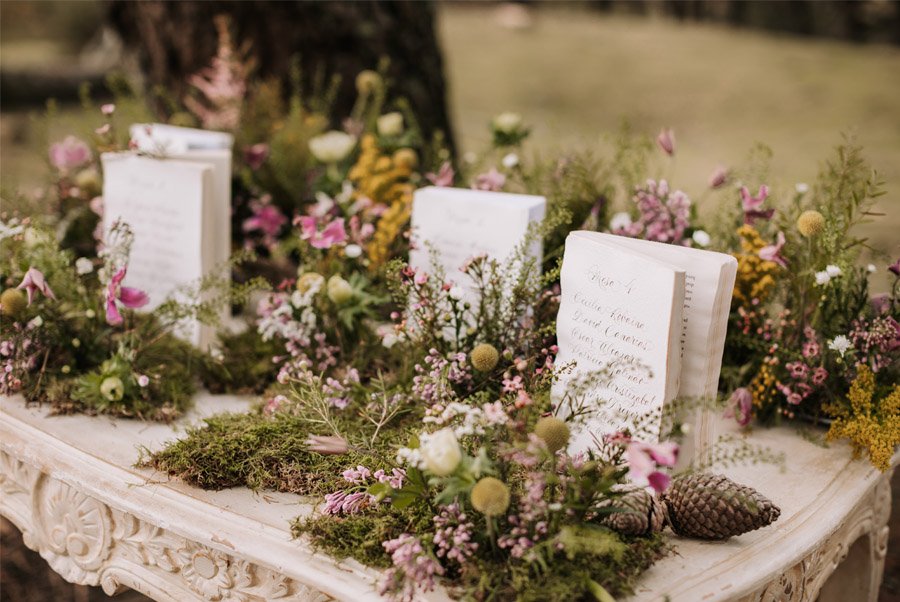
[107, 0, 455, 152]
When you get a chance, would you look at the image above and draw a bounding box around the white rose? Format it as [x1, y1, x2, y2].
[609, 212, 632, 231]
[692, 230, 711, 247]
[75, 257, 94, 275]
[502, 153, 519, 169]
[327, 275, 354, 305]
[376, 112, 404, 137]
[344, 244, 363, 258]
[420, 428, 462, 476]
[825, 264, 841, 278]
[493, 112, 523, 134]
[309, 131, 356, 163]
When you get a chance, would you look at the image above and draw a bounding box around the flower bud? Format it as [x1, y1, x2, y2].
[327, 275, 354, 305]
[355, 70, 383, 95]
[471, 477, 510, 516]
[420, 428, 462, 476]
[377, 112, 404, 137]
[100, 376, 125, 402]
[470, 343, 500, 372]
[309, 131, 356, 164]
[492, 112, 523, 134]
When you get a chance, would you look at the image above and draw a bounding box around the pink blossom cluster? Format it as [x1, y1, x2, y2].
[323, 367, 360, 409]
[411, 348, 472, 406]
[242, 196, 287, 250]
[323, 464, 406, 516]
[0, 328, 40, 395]
[498, 469, 551, 559]
[849, 316, 900, 373]
[777, 327, 828, 405]
[432, 503, 478, 565]
[614, 179, 692, 246]
[378, 534, 444, 602]
[184, 19, 246, 131]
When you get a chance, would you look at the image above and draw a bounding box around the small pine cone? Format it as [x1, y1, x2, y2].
[662, 473, 780, 540]
[600, 486, 667, 536]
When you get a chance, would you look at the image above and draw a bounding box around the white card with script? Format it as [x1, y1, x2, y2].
[101, 153, 219, 348]
[129, 123, 233, 270]
[553, 231, 737, 464]
[408, 187, 546, 299]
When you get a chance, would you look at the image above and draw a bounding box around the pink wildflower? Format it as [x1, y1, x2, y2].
[708, 165, 729, 189]
[741, 185, 775, 224]
[17, 267, 56, 305]
[48, 136, 90, 171]
[425, 161, 454, 187]
[472, 168, 506, 192]
[242, 201, 286, 239]
[759, 231, 788, 268]
[105, 267, 149, 326]
[656, 128, 675, 155]
[296, 216, 347, 250]
[625, 440, 678, 493]
[244, 143, 270, 170]
[724, 387, 753, 427]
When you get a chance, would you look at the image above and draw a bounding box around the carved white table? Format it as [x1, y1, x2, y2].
[0, 394, 895, 602]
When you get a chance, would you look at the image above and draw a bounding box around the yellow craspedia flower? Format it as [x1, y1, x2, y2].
[534, 416, 571, 453]
[797, 210, 826, 238]
[470, 343, 500, 372]
[0, 288, 27, 319]
[471, 477, 510, 516]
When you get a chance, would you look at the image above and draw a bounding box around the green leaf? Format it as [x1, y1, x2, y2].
[587, 580, 616, 602]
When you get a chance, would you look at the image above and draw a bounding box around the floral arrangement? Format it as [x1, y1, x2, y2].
[3, 17, 896, 602]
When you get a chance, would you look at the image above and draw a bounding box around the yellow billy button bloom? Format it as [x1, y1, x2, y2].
[471, 477, 511, 517]
[533, 416, 571, 453]
[470, 343, 500, 372]
[0, 288, 27, 319]
[797, 210, 826, 238]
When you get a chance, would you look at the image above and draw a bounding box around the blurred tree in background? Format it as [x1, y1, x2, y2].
[107, 0, 456, 151]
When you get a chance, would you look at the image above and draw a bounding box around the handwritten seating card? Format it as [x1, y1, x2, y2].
[553, 231, 737, 463]
[129, 124, 233, 268]
[409, 187, 546, 297]
[101, 153, 219, 348]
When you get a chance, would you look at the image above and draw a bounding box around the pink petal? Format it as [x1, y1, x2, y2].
[646, 441, 679, 467]
[106, 297, 123, 325]
[118, 286, 149, 308]
[647, 471, 671, 493]
[321, 218, 347, 245]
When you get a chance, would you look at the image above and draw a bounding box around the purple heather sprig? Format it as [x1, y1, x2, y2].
[378, 534, 444, 602]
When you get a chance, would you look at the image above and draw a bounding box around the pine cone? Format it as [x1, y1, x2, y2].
[599, 486, 667, 536]
[662, 473, 780, 540]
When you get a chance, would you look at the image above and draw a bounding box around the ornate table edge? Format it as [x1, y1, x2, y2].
[0, 403, 390, 602]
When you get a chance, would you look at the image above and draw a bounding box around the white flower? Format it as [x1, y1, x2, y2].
[493, 111, 523, 134]
[75, 257, 94, 275]
[868, 264, 877, 273]
[137, 374, 150, 387]
[419, 428, 462, 476]
[825, 264, 841, 278]
[502, 153, 519, 169]
[28, 316, 43, 328]
[344, 244, 363, 259]
[376, 112, 404, 137]
[828, 335, 853, 357]
[85, 309, 96, 319]
[0, 221, 24, 241]
[795, 183, 809, 194]
[308, 131, 356, 163]
[692, 230, 711, 247]
[448, 285, 464, 300]
[609, 212, 633, 231]
[815, 271, 831, 286]
[463, 151, 478, 165]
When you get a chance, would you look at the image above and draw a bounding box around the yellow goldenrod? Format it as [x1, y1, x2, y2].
[733, 225, 780, 306]
[826, 365, 900, 472]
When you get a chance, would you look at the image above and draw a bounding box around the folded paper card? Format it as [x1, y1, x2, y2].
[409, 187, 546, 296]
[553, 231, 737, 464]
[101, 153, 221, 347]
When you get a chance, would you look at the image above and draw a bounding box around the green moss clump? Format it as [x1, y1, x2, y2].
[198, 329, 281, 394]
[141, 410, 381, 494]
[293, 507, 434, 569]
